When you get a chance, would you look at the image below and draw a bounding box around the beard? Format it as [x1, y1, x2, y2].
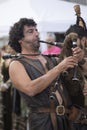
[23, 37, 40, 52]
[31, 41, 40, 51]
[26, 39, 40, 52]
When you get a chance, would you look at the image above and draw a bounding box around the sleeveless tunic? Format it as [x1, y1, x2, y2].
[14, 56, 73, 130]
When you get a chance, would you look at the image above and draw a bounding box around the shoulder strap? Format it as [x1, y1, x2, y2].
[44, 56, 57, 69]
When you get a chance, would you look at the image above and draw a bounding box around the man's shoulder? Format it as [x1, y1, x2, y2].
[9, 56, 24, 69]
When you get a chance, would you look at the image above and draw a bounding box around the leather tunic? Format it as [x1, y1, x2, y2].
[14, 56, 73, 130]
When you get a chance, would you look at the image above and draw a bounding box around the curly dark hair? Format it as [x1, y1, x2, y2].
[8, 18, 37, 53]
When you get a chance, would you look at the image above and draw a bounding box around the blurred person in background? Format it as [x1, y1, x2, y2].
[42, 32, 61, 54]
[1, 44, 16, 130]
[1, 44, 27, 130]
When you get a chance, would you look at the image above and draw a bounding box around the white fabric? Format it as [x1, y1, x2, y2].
[0, 0, 87, 37]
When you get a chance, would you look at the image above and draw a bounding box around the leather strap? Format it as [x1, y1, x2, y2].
[45, 57, 58, 130]
[29, 106, 70, 114]
[50, 98, 58, 130]
[57, 82, 68, 107]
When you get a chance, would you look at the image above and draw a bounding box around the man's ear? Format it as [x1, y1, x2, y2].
[19, 39, 22, 44]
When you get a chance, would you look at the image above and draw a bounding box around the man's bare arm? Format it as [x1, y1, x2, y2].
[9, 56, 77, 96]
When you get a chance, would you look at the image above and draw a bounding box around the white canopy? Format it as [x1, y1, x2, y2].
[0, 0, 87, 37]
[0, 0, 39, 37]
[31, 0, 87, 32]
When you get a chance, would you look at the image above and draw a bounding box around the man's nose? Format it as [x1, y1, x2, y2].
[35, 30, 39, 36]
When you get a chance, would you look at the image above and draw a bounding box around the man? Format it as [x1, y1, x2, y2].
[8, 18, 87, 130]
[60, 24, 87, 130]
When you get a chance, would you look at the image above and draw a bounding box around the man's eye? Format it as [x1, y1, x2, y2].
[27, 30, 33, 33]
[35, 29, 38, 32]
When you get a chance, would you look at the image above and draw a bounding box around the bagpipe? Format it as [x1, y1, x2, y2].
[2, 40, 61, 60]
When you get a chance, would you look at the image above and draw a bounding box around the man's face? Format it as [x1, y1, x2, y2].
[81, 36, 87, 49]
[20, 25, 40, 51]
[77, 36, 87, 49]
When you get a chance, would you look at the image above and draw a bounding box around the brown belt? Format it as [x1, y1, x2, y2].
[29, 105, 74, 130]
[29, 105, 70, 116]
